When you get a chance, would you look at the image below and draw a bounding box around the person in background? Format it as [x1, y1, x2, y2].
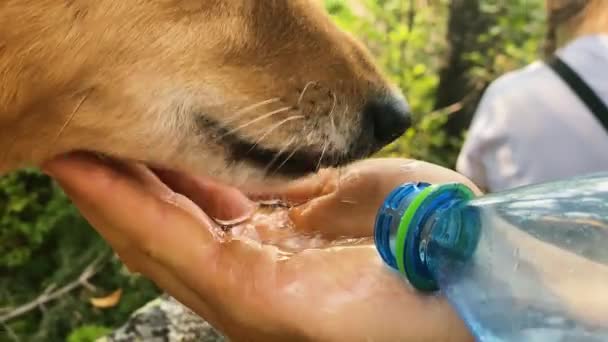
[456, 0, 608, 193]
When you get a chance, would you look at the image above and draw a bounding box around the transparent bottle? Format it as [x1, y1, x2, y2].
[374, 173, 608, 341]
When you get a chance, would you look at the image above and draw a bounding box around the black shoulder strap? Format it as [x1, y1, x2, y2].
[546, 55, 608, 135]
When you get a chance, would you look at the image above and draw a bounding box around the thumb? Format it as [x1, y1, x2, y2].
[152, 168, 255, 222]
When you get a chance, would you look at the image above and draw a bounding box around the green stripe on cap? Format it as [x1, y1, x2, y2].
[394, 184, 439, 276]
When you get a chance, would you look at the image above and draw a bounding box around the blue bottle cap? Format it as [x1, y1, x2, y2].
[374, 182, 431, 270]
[374, 182, 476, 292]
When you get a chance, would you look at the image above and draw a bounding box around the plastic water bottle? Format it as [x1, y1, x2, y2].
[374, 173, 608, 341]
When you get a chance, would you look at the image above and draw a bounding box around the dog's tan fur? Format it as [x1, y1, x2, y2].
[0, 0, 403, 185]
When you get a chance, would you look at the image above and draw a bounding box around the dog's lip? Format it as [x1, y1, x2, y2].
[196, 116, 345, 177]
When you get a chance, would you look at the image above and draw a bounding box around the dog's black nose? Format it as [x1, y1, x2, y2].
[363, 95, 412, 146]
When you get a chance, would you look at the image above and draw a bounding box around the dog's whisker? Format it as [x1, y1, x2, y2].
[342, 103, 349, 117]
[239, 97, 282, 113]
[222, 106, 291, 138]
[247, 115, 305, 154]
[45, 89, 91, 161]
[328, 93, 338, 137]
[224, 97, 281, 126]
[272, 145, 301, 176]
[2, 90, 91, 177]
[316, 141, 328, 172]
[329, 92, 337, 116]
[263, 137, 296, 175]
[297, 81, 316, 105]
[55, 91, 90, 142]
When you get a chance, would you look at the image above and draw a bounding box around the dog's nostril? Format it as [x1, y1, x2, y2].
[364, 96, 411, 146]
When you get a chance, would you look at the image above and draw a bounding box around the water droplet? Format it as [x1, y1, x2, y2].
[419, 240, 428, 263]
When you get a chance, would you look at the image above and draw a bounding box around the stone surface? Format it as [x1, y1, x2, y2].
[98, 295, 225, 342]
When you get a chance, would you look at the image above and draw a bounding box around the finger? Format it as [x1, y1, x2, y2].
[287, 170, 383, 239]
[153, 168, 255, 221]
[250, 168, 339, 204]
[340, 158, 481, 194]
[289, 158, 482, 238]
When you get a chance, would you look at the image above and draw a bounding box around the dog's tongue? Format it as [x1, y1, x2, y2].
[153, 168, 255, 222]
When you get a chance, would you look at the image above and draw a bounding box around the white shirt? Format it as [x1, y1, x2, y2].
[456, 34, 608, 192]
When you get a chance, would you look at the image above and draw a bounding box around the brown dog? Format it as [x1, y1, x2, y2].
[0, 1, 410, 189]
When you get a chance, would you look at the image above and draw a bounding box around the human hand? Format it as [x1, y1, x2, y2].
[279, 158, 481, 239]
[43, 154, 478, 342]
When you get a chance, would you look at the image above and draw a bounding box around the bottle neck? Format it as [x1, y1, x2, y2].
[374, 182, 479, 292]
[418, 198, 481, 287]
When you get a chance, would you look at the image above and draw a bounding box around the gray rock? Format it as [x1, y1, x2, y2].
[98, 295, 226, 342]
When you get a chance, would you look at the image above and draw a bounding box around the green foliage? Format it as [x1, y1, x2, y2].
[0, 169, 161, 341]
[327, 0, 546, 167]
[67, 325, 112, 342]
[0, 169, 69, 268]
[468, 0, 547, 84]
[2, 1, 548, 341]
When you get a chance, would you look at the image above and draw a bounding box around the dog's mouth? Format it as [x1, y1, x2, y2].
[149, 162, 320, 229]
[61, 117, 363, 227]
[146, 116, 370, 223]
[197, 117, 353, 178]
[66, 150, 306, 230]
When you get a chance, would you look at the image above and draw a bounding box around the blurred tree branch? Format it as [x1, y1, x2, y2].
[0, 253, 107, 324]
[1, 321, 21, 342]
